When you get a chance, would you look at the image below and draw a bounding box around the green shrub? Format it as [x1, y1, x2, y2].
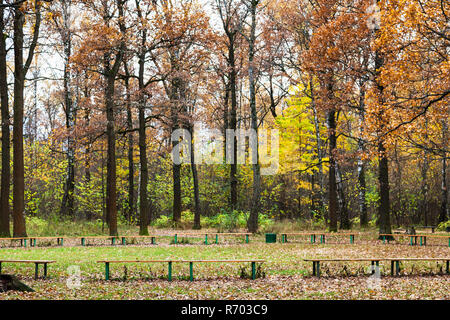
[437, 220, 450, 231]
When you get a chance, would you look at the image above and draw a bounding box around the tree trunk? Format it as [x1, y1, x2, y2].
[12, 6, 27, 237]
[189, 124, 201, 229]
[247, 0, 260, 233]
[0, 1, 11, 237]
[105, 75, 118, 236]
[228, 35, 238, 211]
[327, 109, 338, 232]
[60, 6, 75, 217]
[438, 120, 448, 223]
[336, 163, 350, 229]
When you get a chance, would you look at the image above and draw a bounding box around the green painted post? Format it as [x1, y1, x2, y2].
[420, 236, 423, 246]
[409, 236, 413, 246]
[190, 262, 193, 281]
[215, 234, 218, 244]
[245, 235, 249, 244]
[24, 239, 27, 248]
[151, 237, 155, 245]
[0, 262, 2, 274]
[395, 260, 400, 275]
[310, 235, 314, 244]
[251, 262, 256, 280]
[168, 262, 172, 281]
[112, 237, 116, 245]
[383, 235, 386, 244]
[34, 263, 39, 280]
[350, 235, 353, 244]
[205, 234, 208, 245]
[81, 238, 85, 246]
[105, 262, 110, 280]
[446, 260, 449, 274]
[317, 262, 320, 277]
[122, 237, 126, 245]
[61, 238, 64, 246]
[320, 235, 324, 244]
[174, 234, 177, 245]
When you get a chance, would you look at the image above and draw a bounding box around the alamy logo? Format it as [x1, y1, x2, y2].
[171, 123, 279, 175]
[366, 1, 381, 31]
[66, 265, 82, 289]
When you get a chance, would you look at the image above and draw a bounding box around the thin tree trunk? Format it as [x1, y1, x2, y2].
[60, 3, 75, 217]
[247, 0, 260, 233]
[189, 124, 201, 229]
[438, 120, 448, 223]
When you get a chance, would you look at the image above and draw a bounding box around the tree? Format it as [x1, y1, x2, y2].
[12, 0, 42, 237]
[0, 0, 11, 237]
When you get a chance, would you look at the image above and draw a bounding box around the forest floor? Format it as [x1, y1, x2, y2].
[0, 230, 449, 299]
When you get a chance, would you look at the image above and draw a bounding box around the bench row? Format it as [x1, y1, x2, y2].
[2, 257, 450, 281]
[0, 233, 251, 248]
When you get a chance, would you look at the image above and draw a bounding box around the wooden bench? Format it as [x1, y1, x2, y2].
[304, 257, 450, 277]
[281, 233, 356, 244]
[0, 260, 56, 279]
[97, 259, 265, 281]
[171, 233, 251, 245]
[380, 234, 450, 247]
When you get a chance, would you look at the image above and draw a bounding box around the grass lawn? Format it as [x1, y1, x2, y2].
[1, 231, 449, 299]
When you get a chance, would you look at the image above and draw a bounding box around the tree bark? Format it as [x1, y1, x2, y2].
[12, 6, 26, 237]
[0, 0, 10, 237]
[327, 109, 338, 232]
[247, 0, 260, 233]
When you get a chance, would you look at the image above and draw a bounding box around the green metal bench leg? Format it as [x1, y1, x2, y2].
[409, 236, 413, 246]
[420, 236, 423, 246]
[168, 262, 172, 281]
[34, 263, 39, 280]
[190, 262, 194, 281]
[44, 263, 48, 279]
[174, 234, 177, 245]
[151, 237, 155, 245]
[395, 260, 400, 275]
[24, 239, 27, 248]
[317, 262, 320, 277]
[112, 237, 116, 245]
[122, 237, 126, 245]
[105, 262, 110, 280]
[251, 262, 256, 280]
[205, 234, 208, 245]
[215, 234, 218, 244]
[245, 235, 249, 244]
[81, 238, 85, 246]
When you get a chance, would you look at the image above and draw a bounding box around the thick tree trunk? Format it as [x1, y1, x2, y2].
[138, 96, 150, 234]
[0, 1, 11, 237]
[336, 163, 350, 229]
[327, 109, 338, 232]
[12, 7, 27, 237]
[105, 76, 118, 236]
[378, 143, 392, 235]
[357, 85, 368, 227]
